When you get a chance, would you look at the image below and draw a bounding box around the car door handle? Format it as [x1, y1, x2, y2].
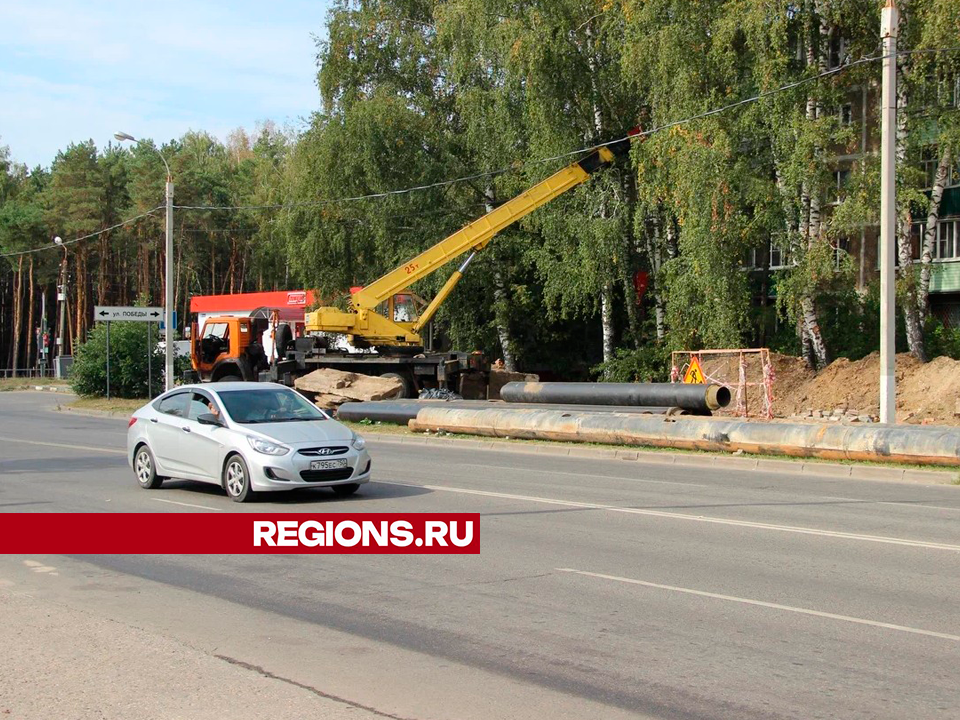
[181, 426, 191, 433]
[150, 418, 158, 423]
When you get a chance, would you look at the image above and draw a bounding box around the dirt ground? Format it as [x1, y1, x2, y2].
[684, 351, 960, 426]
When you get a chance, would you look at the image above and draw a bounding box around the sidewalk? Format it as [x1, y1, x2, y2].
[0, 586, 382, 720]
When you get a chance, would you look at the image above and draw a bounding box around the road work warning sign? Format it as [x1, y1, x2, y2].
[683, 356, 705, 384]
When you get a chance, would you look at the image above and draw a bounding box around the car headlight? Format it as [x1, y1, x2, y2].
[247, 436, 290, 456]
[352, 435, 366, 451]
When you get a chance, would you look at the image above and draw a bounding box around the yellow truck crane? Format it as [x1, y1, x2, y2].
[189, 138, 630, 397]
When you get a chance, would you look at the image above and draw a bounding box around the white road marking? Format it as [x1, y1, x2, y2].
[23, 560, 57, 574]
[151, 498, 223, 512]
[557, 568, 960, 643]
[458, 463, 711, 488]
[383, 481, 960, 552]
[0, 436, 125, 455]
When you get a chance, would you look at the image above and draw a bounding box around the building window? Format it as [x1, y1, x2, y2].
[770, 243, 787, 269]
[831, 168, 851, 204]
[743, 242, 789, 270]
[937, 220, 958, 261]
[828, 34, 848, 69]
[839, 104, 853, 126]
[910, 222, 925, 261]
[834, 237, 851, 269]
[922, 146, 941, 189]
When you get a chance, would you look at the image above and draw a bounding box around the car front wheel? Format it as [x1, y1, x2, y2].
[223, 454, 256, 502]
[134, 445, 164, 489]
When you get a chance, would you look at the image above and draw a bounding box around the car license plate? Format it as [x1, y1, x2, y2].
[310, 459, 347, 470]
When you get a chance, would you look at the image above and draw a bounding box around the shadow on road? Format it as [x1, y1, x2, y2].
[154, 478, 433, 505]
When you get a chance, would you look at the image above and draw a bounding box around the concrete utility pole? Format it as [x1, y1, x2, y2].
[115, 132, 175, 391]
[164, 175, 174, 391]
[54, 236, 67, 374]
[879, 0, 899, 424]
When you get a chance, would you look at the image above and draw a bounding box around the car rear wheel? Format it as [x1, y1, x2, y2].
[134, 445, 164, 489]
[223, 454, 256, 502]
[331, 483, 361, 497]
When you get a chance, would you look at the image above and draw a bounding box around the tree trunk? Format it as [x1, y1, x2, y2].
[587, 22, 617, 371]
[485, 187, 518, 371]
[26, 257, 35, 368]
[801, 297, 828, 367]
[895, 76, 927, 361]
[601, 280, 615, 368]
[919, 147, 951, 324]
[10, 256, 23, 369]
[797, 3, 829, 370]
[646, 212, 666, 341]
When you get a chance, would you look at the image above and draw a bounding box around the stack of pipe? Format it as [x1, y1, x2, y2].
[499, 382, 730, 413]
[337, 400, 678, 425]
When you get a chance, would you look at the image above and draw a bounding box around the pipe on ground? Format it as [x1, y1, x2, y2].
[337, 400, 681, 425]
[409, 407, 960, 467]
[500, 382, 730, 412]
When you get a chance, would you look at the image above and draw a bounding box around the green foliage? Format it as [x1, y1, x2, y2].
[4, 0, 960, 378]
[70, 322, 188, 398]
[71, 322, 161, 398]
[925, 317, 960, 360]
[592, 344, 670, 383]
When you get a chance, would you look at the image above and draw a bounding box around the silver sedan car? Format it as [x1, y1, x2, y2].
[127, 382, 371, 502]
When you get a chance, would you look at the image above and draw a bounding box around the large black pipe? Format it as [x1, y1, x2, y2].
[336, 400, 681, 425]
[499, 382, 731, 412]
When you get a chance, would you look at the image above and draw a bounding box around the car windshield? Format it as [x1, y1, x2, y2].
[216, 388, 327, 424]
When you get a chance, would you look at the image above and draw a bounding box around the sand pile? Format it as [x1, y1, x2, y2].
[773, 352, 960, 425]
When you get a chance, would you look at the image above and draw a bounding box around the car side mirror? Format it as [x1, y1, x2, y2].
[197, 413, 222, 426]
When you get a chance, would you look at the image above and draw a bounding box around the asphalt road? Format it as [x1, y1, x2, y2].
[3, 390, 960, 719]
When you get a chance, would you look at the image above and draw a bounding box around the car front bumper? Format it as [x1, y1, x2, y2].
[245, 447, 372, 491]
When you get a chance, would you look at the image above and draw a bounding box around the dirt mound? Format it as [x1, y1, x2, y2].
[294, 368, 404, 410]
[773, 352, 960, 425]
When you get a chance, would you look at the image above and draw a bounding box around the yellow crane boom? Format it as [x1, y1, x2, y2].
[305, 138, 631, 347]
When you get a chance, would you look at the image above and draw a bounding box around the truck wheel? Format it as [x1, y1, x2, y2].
[381, 372, 413, 399]
[216, 375, 242, 382]
[275, 323, 293, 356]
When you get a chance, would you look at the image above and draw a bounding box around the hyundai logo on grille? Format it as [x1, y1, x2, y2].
[298, 446, 349, 457]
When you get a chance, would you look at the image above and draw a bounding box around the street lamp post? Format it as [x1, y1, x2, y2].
[115, 132, 175, 391]
[53, 236, 68, 376]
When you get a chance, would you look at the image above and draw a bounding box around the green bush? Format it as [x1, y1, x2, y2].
[592, 344, 670, 382]
[925, 316, 960, 360]
[71, 322, 176, 398]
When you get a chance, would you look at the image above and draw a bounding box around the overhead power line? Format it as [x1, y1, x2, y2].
[0, 207, 163, 259]
[175, 46, 960, 213]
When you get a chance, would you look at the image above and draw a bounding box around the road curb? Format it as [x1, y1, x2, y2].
[55, 404, 959, 486]
[362, 431, 959, 485]
[58, 405, 133, 419]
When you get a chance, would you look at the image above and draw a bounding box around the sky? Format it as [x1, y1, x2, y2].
[0, 0, 332, 168]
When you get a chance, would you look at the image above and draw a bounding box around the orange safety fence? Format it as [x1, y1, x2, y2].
[671, 348, 775, 419]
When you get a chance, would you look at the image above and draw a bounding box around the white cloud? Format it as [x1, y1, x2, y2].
[0, 0, 328, 166]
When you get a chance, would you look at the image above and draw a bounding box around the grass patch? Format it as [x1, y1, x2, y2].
[64, 396, 146, 414]
[0, 377, 70, 392]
